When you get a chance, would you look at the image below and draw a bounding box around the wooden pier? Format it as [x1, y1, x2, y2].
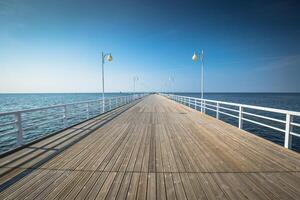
[0, 94, 300, 199]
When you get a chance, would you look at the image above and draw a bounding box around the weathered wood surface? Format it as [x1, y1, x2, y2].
[0, 94, 300, 199]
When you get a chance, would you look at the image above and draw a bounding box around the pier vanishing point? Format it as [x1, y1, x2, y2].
[0, 94, 300, 199]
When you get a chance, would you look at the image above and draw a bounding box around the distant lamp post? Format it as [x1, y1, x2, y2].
[168, 76, 175, 94]
[101, 52, 113, 112]
[133, 76, 139, 93]
[192, 49, 204, 111]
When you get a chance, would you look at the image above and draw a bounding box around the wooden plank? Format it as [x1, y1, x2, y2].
[156, 172, 167, 200]
[147, 173, 156, 200]
[172, 173, 187, 200]
[148, 125, 156, 173]
[126, 172, 140, 200]
[136, 172, 148, 200]
[116, 172, 132, 200]
[74, 171, 102, 200]
[180, 173, 199, 200]
[35, 170, 72, 200]
[197, 173, 227, 199]
[105, 172, 125, 199]
[187, 173, 207, 200]
[126, 125, 146, 172]
[95, 172, 117, 199]
[85, 172, 109, 199]
[43, 171, 81, 199]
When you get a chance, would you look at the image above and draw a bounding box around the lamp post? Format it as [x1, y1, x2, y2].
[168, 76, 174, 94]
[133, 76, 139, 93]
[192, 49, 204, 112]
[101, 52, 113, 113]
[133, 76, 139, 99]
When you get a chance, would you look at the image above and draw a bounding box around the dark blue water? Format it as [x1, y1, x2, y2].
[174, 93, 300, 152]
[0, 93, 300, 153]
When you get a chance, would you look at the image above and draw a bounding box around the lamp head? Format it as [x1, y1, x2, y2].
[133, 76, 139, 81]
[107, 54, 113, 62]
[192, 51, 198, 62]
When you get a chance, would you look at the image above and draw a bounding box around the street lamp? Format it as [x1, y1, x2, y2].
[133, 76, 139, 93]
[168, 76, 174, 94]
[101, 52, 113, 113]
[192, 49, 204, 111]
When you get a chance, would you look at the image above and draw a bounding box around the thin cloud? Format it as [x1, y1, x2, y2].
[0, 0, 16, 16]
[255, 54, 300, 71]
[0, 0, 32, 16]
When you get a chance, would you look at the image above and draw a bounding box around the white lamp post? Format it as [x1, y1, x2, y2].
[192, 49, 204, 112]
[101, 52, 113, 113]
[169, 76, 174, 94]
[133, 76, 139, 93]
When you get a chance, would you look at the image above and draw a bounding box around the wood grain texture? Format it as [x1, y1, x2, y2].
[0, 94, 300, 199]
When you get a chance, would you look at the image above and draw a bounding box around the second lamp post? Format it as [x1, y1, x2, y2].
[101, 52, 113, 113]
[192, 49, 204, 112]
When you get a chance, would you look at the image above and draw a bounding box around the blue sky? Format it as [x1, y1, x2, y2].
[0, 0, 300, 93]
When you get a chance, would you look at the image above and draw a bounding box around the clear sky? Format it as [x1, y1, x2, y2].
[0, 0, 300, 93]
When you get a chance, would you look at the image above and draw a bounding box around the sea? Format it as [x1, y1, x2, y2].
[0, 93, 300, 153]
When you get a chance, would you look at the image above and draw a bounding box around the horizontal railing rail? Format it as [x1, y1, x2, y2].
[161, 93, 300, 150]
[0, 93, 147, 155]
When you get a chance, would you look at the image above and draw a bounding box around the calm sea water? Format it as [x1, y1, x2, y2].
[0, 93, 132, 153]
[0, 93, 131, 113]
[0, 93, 299, 153]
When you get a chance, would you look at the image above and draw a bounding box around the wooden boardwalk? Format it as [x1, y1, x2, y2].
[0, 94, 300, 199]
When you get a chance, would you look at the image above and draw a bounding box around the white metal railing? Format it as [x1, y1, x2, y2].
[0, 93, 147, 154]
[161, 93, 300, 150]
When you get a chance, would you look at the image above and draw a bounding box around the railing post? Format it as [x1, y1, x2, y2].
[216, 102, 219, 119]
[284, 114, 292, 149]
[194, 99, 197, 109]
[189, 98, 191, 107]
[15, 112, 24, 146]
[87, 103, 90, 118]
[201, 100, 203, 113]
[109, 99, 112, 110]
[203, 100, 206, 113]
[63, 105, 67, 127]
[102, 99, 105, 113]
[238, 106, 243, 129]
[102, 98, 105, 113]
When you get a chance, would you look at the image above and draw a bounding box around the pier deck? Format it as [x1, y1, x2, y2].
[0, 94, 300, 199]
